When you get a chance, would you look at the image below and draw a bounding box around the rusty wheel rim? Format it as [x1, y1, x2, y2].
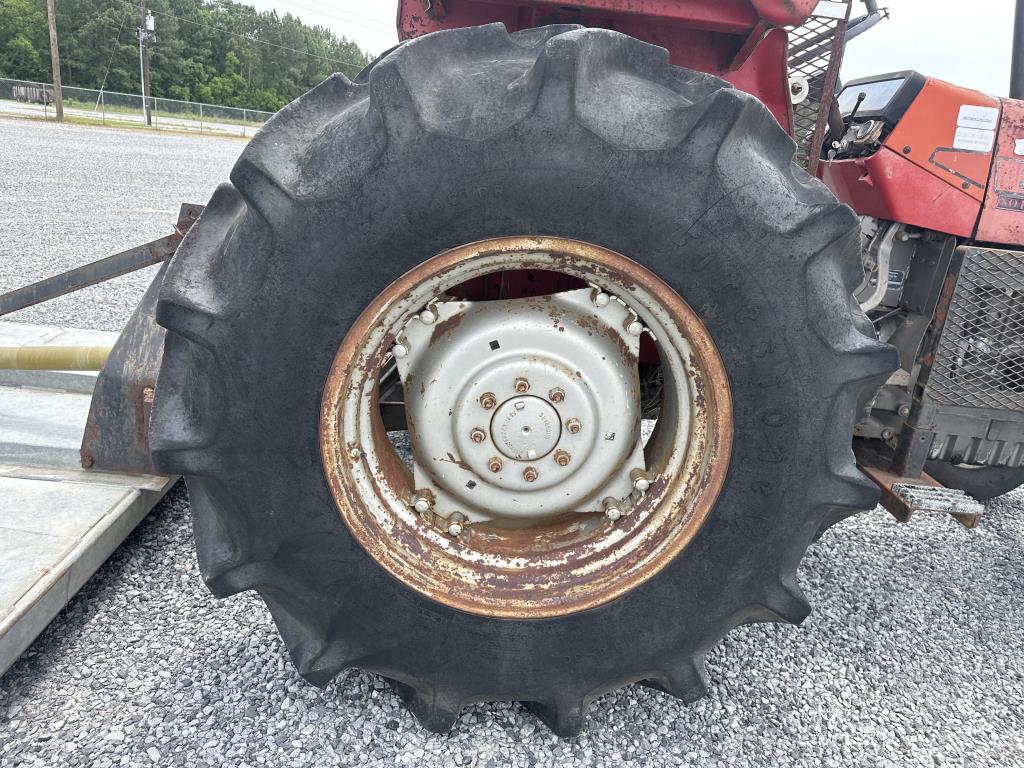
[320, 237, 733, 618]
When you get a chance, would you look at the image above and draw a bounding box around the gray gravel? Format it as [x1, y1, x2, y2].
[2, 117, 1024, 767]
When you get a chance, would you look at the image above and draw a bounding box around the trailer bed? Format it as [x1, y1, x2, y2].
[0, 321, 175, 675]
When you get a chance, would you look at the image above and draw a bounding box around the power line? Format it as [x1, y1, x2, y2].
[109, 0, 368, 69]
[266, 0, 393, 34]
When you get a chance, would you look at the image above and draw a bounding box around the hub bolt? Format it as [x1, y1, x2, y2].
[514, 377, 530, 393]
[593, 291, 611, 308]
[419, 308, 437, 324]
[488, 457, 503, 473]
[882, 428, 895, 440]
[603, 497, 623, 521]
[626, 319, 644, 336]
[548, 388, 565, 403]
[480, 392, 497, 410]
[631, 469, 652, 492]
[411, 494, 432, 514]
[554, 450, 571, 467]
[470, 428, 487, 444]
[566, 418, 582, 434]
[523, 467, 539, 482]
[898, 404, 911, 417]
[392, 342, 409, 359]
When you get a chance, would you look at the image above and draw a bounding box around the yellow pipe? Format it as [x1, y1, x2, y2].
[0, 346, 113, 371]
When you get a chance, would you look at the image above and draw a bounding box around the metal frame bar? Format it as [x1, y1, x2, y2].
[0, 203, 202, 317]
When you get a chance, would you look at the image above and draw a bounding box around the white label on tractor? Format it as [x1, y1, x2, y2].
[954, 126, 996, 153]
[812, 1, 848, 19]
[957, 105, 999, 131]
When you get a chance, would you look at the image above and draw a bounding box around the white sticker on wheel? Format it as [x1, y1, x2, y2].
[954, 126, 996, 152]
[957, 105, 999, 131]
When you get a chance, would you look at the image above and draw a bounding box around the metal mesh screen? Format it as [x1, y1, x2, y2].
[926, 248, 1024, 410]
[786, 3, 850, 170]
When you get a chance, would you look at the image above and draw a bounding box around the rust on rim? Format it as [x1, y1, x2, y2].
[319, 237, 733, 619]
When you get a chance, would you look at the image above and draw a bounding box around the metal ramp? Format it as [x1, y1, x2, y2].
[0, 321, 176, 675]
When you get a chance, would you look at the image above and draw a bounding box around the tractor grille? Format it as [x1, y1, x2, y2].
[926, 247, 1024, 411]
[786, 2, 850, 172]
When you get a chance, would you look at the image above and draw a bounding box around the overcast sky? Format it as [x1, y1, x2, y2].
[244, 1, 1016, 98]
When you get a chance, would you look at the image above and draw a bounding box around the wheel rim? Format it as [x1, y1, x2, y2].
[320, 237, 733, 618]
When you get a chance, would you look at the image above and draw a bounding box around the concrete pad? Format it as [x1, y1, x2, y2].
[0, 321, 177, 676]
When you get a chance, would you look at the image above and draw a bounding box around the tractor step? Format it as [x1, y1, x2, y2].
[857, 458, 984, 529]
[0, 321, 177, 677]
[889, 483, 985, 524]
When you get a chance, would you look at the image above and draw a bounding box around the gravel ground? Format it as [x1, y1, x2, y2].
[2, 117, 1024, 767]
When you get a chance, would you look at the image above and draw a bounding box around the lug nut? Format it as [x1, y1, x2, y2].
[411, 494, 431, 514]
[626, 319, 644, 336]
[488, 457, 503, 473]
[603, 497, 623, 521]
[631, 469, 651, 492]
[480, 392, 497, 410]
[514, 377, 530, 393]
[470, 428, 487, 444]
[566, 418, 582, 434]
[523, 467, 539, 482]
[554, 450, 571, 467]
[549, 388, 565, 403]
[898, 404, 911, 417]
[882, 428, 895, 440]
[392, 342, 409, 358]
[593, 291, 610, 308]
[446, 512, 467, 537]
[419, 308, 437, 324]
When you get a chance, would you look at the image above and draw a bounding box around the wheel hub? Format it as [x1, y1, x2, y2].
[395, 287, 647, 524]
[490, 396, 560, 461]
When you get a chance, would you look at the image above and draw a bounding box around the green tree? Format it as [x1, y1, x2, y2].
[0, 0, 373, 111]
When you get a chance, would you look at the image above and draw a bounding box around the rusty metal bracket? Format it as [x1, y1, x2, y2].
[79, 204, 203, 474]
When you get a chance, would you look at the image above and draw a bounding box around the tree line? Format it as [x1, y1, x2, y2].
[0, 0, 373, 111]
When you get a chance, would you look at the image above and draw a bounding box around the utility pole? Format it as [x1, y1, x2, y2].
[138, 0, 154, 126]
[45, 0, 64, 121]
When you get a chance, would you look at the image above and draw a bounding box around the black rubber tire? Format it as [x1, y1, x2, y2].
[925, 461, 1024, 501]
[150, 24, 896, 736]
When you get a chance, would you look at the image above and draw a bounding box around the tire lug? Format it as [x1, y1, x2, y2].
[514, 377, 530, 393]
[603, 497, 623, 521]
[554, 450, 571, 467]
[566, 418, 582, 434]
[392, 341, 409, 358]
[592, 290, 610, 308]
[445, 512, 467, 537]
[479, 392, 496, 410]
[418, 308, 437, 324]
[470, 428, 487, 444]
[548, 388, 565, 403]
[488, 457, 503, 473]
[523, 467, 539, 482]
[411, 493, 432, 514]
[631, 469, 652, 492]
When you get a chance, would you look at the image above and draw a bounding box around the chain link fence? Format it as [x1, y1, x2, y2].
[0, 77, 273, 137]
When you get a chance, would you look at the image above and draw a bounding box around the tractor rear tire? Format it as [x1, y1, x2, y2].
[925, 461, 1024, 501]
[150, 24, 896, 735]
